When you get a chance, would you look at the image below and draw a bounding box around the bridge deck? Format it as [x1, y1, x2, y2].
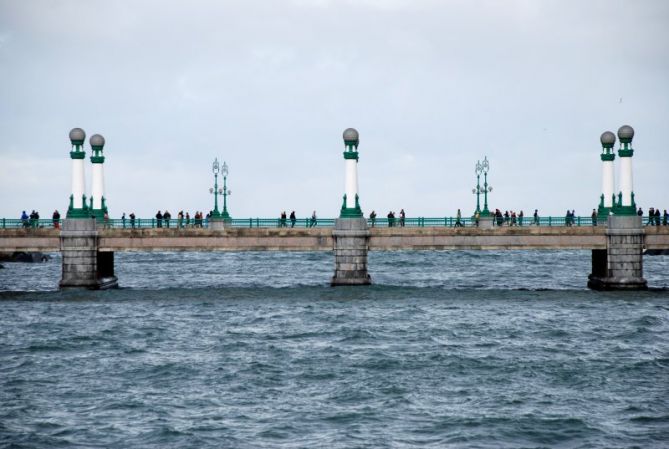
[2, 226, 668, 252]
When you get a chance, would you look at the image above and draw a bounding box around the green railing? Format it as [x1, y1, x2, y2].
[0, 216, 608, 229]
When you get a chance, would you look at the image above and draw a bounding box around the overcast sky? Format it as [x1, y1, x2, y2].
[1, 0, 667, 219]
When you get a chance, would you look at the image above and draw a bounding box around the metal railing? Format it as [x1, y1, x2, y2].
[0, 216, 615, 229]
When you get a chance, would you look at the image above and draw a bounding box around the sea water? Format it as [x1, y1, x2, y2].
[1, 251, 668, 448]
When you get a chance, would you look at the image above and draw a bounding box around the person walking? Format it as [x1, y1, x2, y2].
[370, 210, 376, 227]
[591, 209, 598, 226]
[533, 209, 539, 226]
[129, 212, 136, 228]
[399, 209, 406, 227]
[518, 210, 524, 226]
[163, 210, 171, 228]
[655, 208, 661, 226]
[290, 211, 296, 228]
[455, 209, 463, 227]
[156, 210, 163, 228]
[474, 210, 480, 227]
[647, 207, 655, 226]
[663, 209, 668, 226]
[310, 211, 317, 228]
[121, 212, 126, 228]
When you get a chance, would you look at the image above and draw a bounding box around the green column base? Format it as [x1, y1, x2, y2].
[612, 205, 637, 216]
[90, 208, 107, 221]
[66, 207, 91, 219]
[340, 206, 363, 218]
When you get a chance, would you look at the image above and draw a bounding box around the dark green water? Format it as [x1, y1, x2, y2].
[1, 251, 668, 448]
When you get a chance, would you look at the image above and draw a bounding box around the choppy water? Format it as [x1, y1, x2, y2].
[1, 251, 668, 448]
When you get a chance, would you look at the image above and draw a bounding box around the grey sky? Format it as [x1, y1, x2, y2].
[1, 0, 667, 219]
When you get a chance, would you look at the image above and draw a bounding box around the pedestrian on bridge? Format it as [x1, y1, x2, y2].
[455, 209, 463, 227]
[164, 210, 171, 228]
[400, 209, 406, 227]
[130, 212, 136, 228]
[648, 208, 655, 226]
[290, 211, 296, 228]
[310, 211, 317, 228]
[655, 208, 661, 226]
[533, 209, 539, 226]
[664, 210, 668, 226]
[519, 210, 524, 226]
[592, 209, 598, 226]
[52, 210, 60, 229]
[370, 210, 377, 227]
[155, 210, 163, 228]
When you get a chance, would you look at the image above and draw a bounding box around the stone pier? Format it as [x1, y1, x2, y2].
[59, 219, 118, 289]
[331, 217, 371, 286]
[588, 215, 647, 290]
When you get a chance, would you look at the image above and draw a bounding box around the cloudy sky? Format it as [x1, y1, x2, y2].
[0, 0, 667, 219]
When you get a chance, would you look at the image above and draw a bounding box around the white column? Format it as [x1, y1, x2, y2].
[345, 158, 358, 208]
[91, 163, 105, 210]
[602, 160, 615, 208]
[72, 157, 86, 208]
[619, 157, 633, 207]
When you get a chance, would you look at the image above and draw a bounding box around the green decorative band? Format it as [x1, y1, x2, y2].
[91, 145, 104, 152]
[340, 207, 363, 218]
[612, 205, 637, 216]
[66, 207, 90, 218]
[343, 151, 359, 160]
[344, 140, 358, 147]
[70, 151, 86, 159]
[89, 208, 107, 221]
[70, 140, 84, 146]
[618, 149, 633, 157]
[600, 153, 615, 161]
[90, 156, 105, 163]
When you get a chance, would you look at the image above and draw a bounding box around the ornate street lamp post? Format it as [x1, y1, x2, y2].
[209, 158, 222, 218]
[472, 160, 483, 215]
[481, 157, 492, 216]
[221, 161, 231, 220]
[472, 157, 493, 216]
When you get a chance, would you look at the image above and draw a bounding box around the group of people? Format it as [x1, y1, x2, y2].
[279, 211, 318, 227]
[149, 210, 207, 228]
[370, 209, 405, 227]
[492, 209, 526, 227]
[20, 210, 45, 228]
[640, 208, 668, 226]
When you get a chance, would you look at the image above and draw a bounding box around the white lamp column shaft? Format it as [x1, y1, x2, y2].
[619, 157, 633, 207]
[91, 163, 105, 209]
[345, 158, 358, 208]
[71, 158, 86, 208]
[602, 160, 615, 208]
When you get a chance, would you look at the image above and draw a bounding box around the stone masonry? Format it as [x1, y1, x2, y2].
[588, 215, 647, 290]
[60, 219, 118, 289]
[331, 217, 371, 286]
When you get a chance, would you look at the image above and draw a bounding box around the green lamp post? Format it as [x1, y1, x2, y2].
[472, 157, 492, 216]
[221, 161, 231, 220]
[209, 158, 222, 218]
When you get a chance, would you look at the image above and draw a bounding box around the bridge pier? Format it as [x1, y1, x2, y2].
[588, 215, 647, 290]
[59, 219, 118, 289]
[331, 217, 371, 286]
